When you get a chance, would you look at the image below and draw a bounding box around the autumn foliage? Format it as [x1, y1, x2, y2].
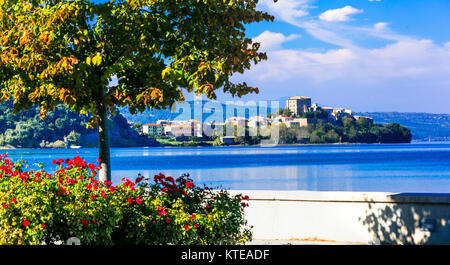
[0, 0, 273, 120]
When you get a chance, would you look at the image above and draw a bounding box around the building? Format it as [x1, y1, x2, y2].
[271, 115, 316, 128]
[225, 117, 249, 127]
[164, 125, 194, 137]
[286, 96, 312, 116]
[156, 120, 172, 126]
[322, 107, 353, 116]
[157, 119, 202, 137]
[189, 119, 203, 137]
[273, 115, 293, 124]
[164, 120, 202, 137]
[286, 118, 317, 128]
[321, 106, 353, 123]
[248, 116, 270, 128]
[353, 115, 374, 125]
[142, 123, 163, 136]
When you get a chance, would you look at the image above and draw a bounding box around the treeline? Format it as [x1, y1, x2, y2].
[357, 112, 450, 141]
[279, 115, 412, 144]
[0, 101, 154, 148]
[224, 114, 412, 145]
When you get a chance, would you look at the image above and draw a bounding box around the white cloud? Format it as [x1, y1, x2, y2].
[374, 22, 388, 31]
[319, 6, 363, 22]
[245, 39, 450, 85]
[247, 1, 450, 112]
[252, 31, 301, 51]
[259, 0, 311, 24]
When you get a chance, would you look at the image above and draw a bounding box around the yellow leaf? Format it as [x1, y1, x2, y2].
[162, 67, 171, 79]
[92, 52, 102, 66]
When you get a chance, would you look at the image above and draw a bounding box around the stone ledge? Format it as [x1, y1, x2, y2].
[229, 190, 450, 204]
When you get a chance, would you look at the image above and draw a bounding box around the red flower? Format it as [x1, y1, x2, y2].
[135, 177, 143, 184]
[2, 203, 7, 209]
[166, 176, 174, 183]
[185, 181, 195, 188]
[97, 158, 102, 163]
[127, 198, 133, 204]
[11, 198, 16, 203]
[23, 220, 30, 227]
[194, 224, 198, 229]
[157, 206, 167, 216]
[41, 224, 46, 229]
[184, 225, 189, 230]
[136, 198, 142, 205]
[88, 163, 95, 171]
[92, 220, 97, 225]
[81, 220, 88, 226]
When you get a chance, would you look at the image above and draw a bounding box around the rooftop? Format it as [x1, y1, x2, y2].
[287, 96, 311, 100]
[143, 123, 162, 126]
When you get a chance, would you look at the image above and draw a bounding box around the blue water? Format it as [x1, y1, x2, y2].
[2, 143, 450, 192]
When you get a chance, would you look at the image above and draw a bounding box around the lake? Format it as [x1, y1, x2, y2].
[2, 143, 450, 193]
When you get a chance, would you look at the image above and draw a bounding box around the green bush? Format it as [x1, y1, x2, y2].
[0, 154, 251, 245]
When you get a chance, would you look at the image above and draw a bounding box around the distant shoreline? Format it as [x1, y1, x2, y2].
[1, 140, 446, 150]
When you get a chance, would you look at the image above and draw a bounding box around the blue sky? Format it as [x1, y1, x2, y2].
[217, 0, 450, 113]
[94, 0, 450, 113]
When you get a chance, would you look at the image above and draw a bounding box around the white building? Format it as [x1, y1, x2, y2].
[248, 116, 270, 128]
[353, 115, 374, 124]
[158, 119, 202, 137]
[225, 117, 249, 127]
[142, 123, 163, 136]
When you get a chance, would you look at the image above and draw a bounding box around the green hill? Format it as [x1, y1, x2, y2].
[357, 112, 450, 141]
[0, 101, 154, 148]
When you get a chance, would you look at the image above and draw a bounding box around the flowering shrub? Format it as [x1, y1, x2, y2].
[0, 154, 251, 245]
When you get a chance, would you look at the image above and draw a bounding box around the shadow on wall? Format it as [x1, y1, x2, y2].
[359, 193, 450, 245]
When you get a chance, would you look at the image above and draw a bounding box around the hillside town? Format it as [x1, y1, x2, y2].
[138, 96, 375, 144]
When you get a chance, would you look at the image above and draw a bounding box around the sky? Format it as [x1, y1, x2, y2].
[95, 0, 450, 113]
[215, 0, 450, 113]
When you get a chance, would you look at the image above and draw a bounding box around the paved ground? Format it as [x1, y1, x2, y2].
[248, 238, 370, 245]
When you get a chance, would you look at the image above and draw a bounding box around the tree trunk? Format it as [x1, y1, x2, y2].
[96, 97, 111, 183]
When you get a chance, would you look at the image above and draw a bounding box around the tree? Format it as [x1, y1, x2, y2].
[0, 0, 273, 182]
[131, 122, 143, 133]
[300, 107, 328, 119]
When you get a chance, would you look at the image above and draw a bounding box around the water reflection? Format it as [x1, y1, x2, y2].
[3, 143, 450, 192]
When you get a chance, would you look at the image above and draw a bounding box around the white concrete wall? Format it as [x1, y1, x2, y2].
[230, 190, 450, 245]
